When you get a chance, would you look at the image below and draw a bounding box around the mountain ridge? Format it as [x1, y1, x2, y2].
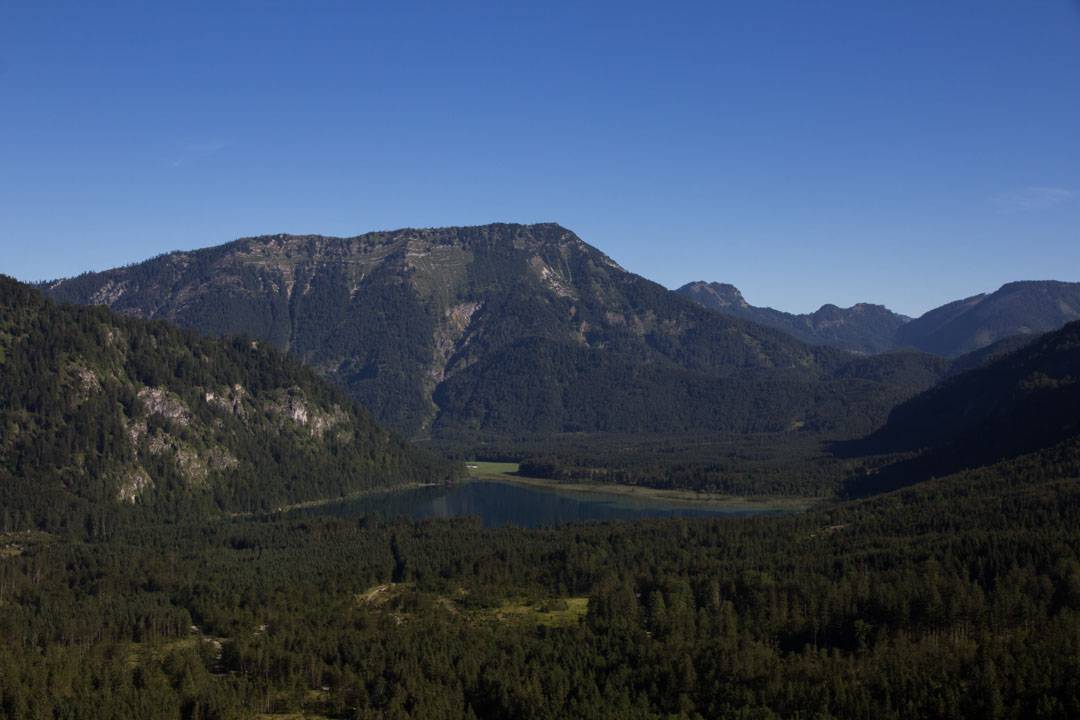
[42, 223, 946, 439]
[679, 278, 1080, 358]
[676, 281, 909, 354]
[874, 318, 1080, 457]
[895, 279, 1080, 356]
[839, 318, 1080, 497]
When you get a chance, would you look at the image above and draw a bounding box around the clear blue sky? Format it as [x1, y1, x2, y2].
[2, 1, 1078, 316]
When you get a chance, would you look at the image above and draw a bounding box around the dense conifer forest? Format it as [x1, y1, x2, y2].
[1, 436, 1079, 718]
[3, 279, 1080, 718]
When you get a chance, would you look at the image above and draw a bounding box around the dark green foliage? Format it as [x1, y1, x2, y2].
[1, 437, 1079, 718]
[290, 262, 438, 433]
[0, 276, 455, 531]
[43, 224, 947, 438]
[834, 319, 1079, 497]
[430, 432, 861, 496]
[946, 332, 1039, 377]
[509, 433, 857, 497]
[432, 339, 944, 438]
[870, 320, 1080, 458]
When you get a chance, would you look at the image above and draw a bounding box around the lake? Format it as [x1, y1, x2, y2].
[292, 480, 783, 528]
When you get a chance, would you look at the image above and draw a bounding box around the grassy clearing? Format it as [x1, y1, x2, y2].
[465, 460, 522, 477]
[356, 582, 413, 607]
[0, 531, 53, 560]
[254, 691, 334, 720]
[481, 597, 589, 628]
[126, 637, 200, 668]
[126, 628, 226, 670]
[466, 461, 818, 511]
[356, 583, 588, 628]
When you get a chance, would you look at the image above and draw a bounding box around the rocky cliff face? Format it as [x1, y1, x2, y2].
[678, 282, 750, 310]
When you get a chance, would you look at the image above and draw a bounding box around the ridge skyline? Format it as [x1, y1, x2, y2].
[21, 221, 1079, 319]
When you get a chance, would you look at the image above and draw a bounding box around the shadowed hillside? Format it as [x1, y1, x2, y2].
[0, 277, 455, 531]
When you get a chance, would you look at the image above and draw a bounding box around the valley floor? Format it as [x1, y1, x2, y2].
[466, 461, 820, 512]
[3, 441, 1080, 719]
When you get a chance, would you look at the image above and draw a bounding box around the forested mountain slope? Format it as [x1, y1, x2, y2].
[839, 319, 1080, 496]
[0, 277, 454, 532]
[945, 332, 1039, 377]
[43, 224, 947, 438]
[894, 280, 1080, 357]
[873, 319, 1080, 457]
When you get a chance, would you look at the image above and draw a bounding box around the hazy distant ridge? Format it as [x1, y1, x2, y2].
[678, 279, 1080, 357]
[675, 281, 908, 354]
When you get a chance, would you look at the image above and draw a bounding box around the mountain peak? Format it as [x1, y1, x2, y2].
[897, 280, 1080, 357]
[232, 223, 619, 267]
[677, 281, 749, 309]
[812, 302, 907, 320]
[997, 279, 1074, 294]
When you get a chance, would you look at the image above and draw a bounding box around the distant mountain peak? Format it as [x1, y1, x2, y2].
[681, 277, 1080, 359]
[676, 282, 907, 354]
[848, 302, 896, 314]
[896, 280, 1080, 357]
[678, 281, 749, 309]
[998, 279, 1073, 292]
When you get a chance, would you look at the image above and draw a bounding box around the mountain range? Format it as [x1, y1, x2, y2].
[675, 282, 908, 354]
[677, 279, 1080, 357]
[895, 280, 1080, 356]
[42, 224, 946, 440]
[7, 222, 1080, 524]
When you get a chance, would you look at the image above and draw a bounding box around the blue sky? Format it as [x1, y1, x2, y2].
[1, 1, 1078, 316]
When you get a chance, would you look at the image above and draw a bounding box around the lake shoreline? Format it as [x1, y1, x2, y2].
[236, 465, 819, 522]
[229, 481, 445, 518]
[466, 463, 821, 512]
